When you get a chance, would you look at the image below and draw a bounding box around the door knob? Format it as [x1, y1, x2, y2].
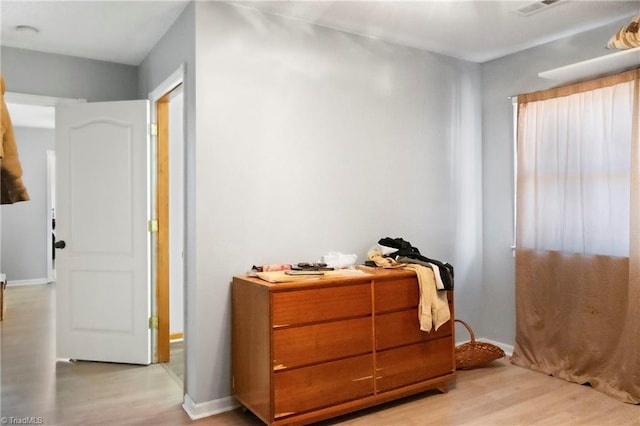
[54, 240, 66, 249]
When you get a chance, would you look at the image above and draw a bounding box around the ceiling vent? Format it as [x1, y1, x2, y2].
[513, 0, 563, 17]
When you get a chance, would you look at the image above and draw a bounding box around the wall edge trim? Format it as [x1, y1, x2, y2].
[6, 278, 50, 286]
[182, 393, 239, 420]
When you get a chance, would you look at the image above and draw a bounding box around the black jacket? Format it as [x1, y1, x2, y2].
[378, 237, 454, 290]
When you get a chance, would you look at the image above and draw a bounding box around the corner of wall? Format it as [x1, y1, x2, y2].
[181, 393, 239, 420]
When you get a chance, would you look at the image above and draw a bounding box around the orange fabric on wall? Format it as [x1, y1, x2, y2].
[0, 73, 30, 204]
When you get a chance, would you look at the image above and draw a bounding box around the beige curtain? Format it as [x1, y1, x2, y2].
[512, 68, 640, 404]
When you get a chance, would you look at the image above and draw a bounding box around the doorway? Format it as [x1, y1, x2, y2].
[2, 96, 66, 286]
[5, 86, 185, 367]
[5, 79, 186, 376]
[46, 150, 56, 283]
[151, 66, 186, 387]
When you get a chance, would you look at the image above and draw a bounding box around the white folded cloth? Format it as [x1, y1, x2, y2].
[320, 252, 358, 269]
[378, 244, 398, 256]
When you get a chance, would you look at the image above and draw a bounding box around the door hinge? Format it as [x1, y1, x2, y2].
[148, 219, 159, 233]
[148, 316, 158, 330]
[149, 123, 158, 136]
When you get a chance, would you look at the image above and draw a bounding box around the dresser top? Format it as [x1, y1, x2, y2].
[233, 266, 417, 290]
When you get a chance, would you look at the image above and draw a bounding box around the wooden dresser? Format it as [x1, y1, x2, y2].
[232, 267, 455, 425]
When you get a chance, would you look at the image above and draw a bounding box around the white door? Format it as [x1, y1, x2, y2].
[55, 100, 151, 365]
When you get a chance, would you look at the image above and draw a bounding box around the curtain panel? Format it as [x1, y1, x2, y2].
[512, 68, 640, 404]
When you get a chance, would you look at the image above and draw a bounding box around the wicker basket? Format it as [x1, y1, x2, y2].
[455, 319, 505, 370]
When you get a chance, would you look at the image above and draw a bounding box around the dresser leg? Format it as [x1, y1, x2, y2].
[435, 383, 449, 394]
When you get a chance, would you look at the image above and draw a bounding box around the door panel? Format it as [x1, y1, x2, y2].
[56, 100, 150, 365]
[69, 124, 134, 253]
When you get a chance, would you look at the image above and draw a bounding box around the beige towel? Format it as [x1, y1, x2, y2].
[0, 73, 30, 204]
[366, 246, 403, 268]
[403, 263, 450, 332]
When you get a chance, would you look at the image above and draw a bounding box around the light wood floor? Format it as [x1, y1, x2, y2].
[161, 340, 184, 387]
[1, 285, 638, 425]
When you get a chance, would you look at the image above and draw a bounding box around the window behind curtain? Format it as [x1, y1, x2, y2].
[517, 80, 634, 257]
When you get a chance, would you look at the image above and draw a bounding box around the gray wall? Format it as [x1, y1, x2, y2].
[141, 0, 484, 407]
[1, 47, 138, 101]
[183, 1, 482, 404]
[1, 126, 54, 281]
[138, 0, 196, 399]
[480, 17, 633, 346]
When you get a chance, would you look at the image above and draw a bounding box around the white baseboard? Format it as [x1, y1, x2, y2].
[182, 393, 239, 420]
[6, 278, 49, 287]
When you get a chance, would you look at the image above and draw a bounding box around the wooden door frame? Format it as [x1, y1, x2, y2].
[150, 65, 185, 363]
[156, 95, 170, 363]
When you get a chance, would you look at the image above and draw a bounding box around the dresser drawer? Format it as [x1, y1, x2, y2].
[274, 354, 374, 418]
[374, 277, 419, 313]
[375, 309, 452, 351]
[376, 337, 454, 393]
[272, 283, 371, 327]
[274, 316, 372, 370]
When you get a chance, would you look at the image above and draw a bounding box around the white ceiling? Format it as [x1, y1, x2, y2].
[238, 1, 640, 63]
[1, 0, 638, 67]
[1, 0, 191, 66]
